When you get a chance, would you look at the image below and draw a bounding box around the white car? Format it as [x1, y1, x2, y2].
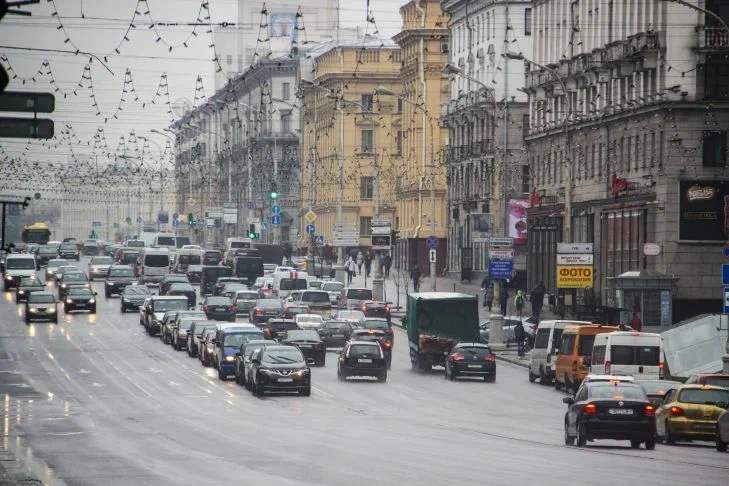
[294, 313, 324, 330]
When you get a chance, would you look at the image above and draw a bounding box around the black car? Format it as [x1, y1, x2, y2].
[25, 291, 58, 324]
[160, 274, 190, 296]
[563, 381, 657, 449]
[200, 265, 232, 296]
[360, 300, 391, 322]
[318, 320, 353, 348]
[639, 380, 682, 407]
[249, 299, 284, 325]
[250, 345, 311, 396]
[361, 318, 394, 343]
[105, 265, 137, 297]
[350, 329, 392, 369]
[444, 343, 496, 382]
[58, 243, 80, 261]
[64, 287, 97, 314]
[58, 272, 90, 300]
[234, 339, 275, 388]
[186, 264, 203, 284]
[117, 250, 140, 267]
[35, 246, 59, 267]
[15, 277, 44, 303]
[120, 285, 151, 313]
[263, 319, 299, 340]
[213, 277, 246, 296]
[337, 341, 387, 382]
[281, 329, 326, 367]
[162, 310, 206, 345]
[167, 282, 197, 308]
[200, 296, 236, 322]
[82, 240, 99, 256]
[187, 321, 218, 357]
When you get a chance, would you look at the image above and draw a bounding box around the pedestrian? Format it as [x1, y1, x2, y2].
[515, 289, 525, 318]
[499, 284, 509, 315]
[364, 252, 372, 277]
[346, 257, 354, 284]
[383, 253, 392, 278]
[631, 312, 642, 332]
[356, 251, 364, 276]
[410, 264, 421, 292]
[531, 281, 546, 320]
[514, 319, 526, 357]
[483, 282, 494, 311]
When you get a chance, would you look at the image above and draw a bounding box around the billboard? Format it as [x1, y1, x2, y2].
[470, 213, 493, 242]
[270, 13, 298, 38]
[556, 265, 593, 289]
[508, 199, 528, 244]
[679, 180, 729, 242]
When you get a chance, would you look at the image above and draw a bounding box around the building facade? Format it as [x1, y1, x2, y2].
[441, 0, 533, 282]
[392, 0, 450, 274]
[524, 0, 729, 324]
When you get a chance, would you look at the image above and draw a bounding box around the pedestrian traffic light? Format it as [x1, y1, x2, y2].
[269, 183, 278, 200]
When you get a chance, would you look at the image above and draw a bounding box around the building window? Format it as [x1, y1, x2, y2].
[525, 8, 532, 36]
[359, 216, 372, 237]
[361, 94, 373, 112]
[282, 82, 291, 100]
[704, 61, 729, 100]
[703, 131, 728, 167]
[360, 176, 374, 200]
[281, 113, 291, 133]
[226, 54, 233, 65]
[396, 130, 403, 155]
[361, 129, 374, 153]
[397, 98, 403, 113]
[521, 165, 530, 193]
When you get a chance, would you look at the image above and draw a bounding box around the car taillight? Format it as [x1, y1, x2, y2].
[670, 406, 684, 417]
[264, 328, 271, 337]
[255, 308, 262, 315]
[644, 404, 655, 416]
[659, 362, 664, 379]
[203, 305, 211, 312]
[484, 354, 496, 362]
[229, 306, 235, 312]
[585, 403, 597, 415]
[605, 361, 611, 375]
[452, 353, 465, 361]
[382, 341, 392, 349]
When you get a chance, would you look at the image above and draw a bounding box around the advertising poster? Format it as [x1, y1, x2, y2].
[508, 199, 528, 244]
[679, 180, 729, 242]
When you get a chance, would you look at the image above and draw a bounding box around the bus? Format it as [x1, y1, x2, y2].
[22, 222, 51, 245]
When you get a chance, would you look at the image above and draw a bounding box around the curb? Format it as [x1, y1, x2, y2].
[495, 354, 530, 369]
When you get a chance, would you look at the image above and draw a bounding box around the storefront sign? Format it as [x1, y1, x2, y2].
[556, 254, 594, 265]
[557, 265, 593, 288]
[470, 213, 493, 242]
[679, 180, 729, 242]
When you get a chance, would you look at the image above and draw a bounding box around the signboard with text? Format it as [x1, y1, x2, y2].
[556, 254, 594, 265]
[679, 180, 729, 242]
[488, 260, 513, 280]
[557, 265, 593, 288]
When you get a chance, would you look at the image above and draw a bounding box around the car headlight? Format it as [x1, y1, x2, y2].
[66, 299, 73, 304]
[49, 308, 56, 313]
[260, 369, 274, 375]
[5, 276, 13, 280]
[293, 369, 308, 377]
[224, 356, 235, 362]
[89, 299, 95, 304]
[29, 308, 37, 313]
[61, 284, 67, 288]
[18, 290, 24, 294]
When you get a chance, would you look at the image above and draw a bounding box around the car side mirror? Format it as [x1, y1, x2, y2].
[251, 358, 260, 365]
[562, 396, 574, 405]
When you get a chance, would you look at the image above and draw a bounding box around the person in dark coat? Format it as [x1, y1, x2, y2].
[364, 252, 372, 277]
[483, 283, 494, 311]
[499, 284, 509, 315]
[383, 254, 392, 278]
[531, 282, 546, 320]
[410, 264, 422, 292]
[514, 320, 526, 357]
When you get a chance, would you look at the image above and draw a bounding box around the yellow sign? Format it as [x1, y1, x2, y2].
[557, 265, 593, 289]
[304, 210, 317, 223]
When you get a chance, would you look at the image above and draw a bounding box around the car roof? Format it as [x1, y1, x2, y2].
[7, 254, 36, 259]
[677, 384, 729, 391]
[348, 340, 380, 346]
[28, 291, 54, 298]
[151, 295, 188, 300]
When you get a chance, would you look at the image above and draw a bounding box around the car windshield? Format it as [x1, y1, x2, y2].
[145, 254, 169, 267]
[703, 376, 729, 387]
[60, 244, 77, 250]
[19, 279, 42, 287]
[47, 261, 65, 268]
[223, 284, 247, 293]
[69, 288, 93, 296]
[39, 247, 57, 254]
[178, 255, 201, 265]
[236, 292, 259, 300]
[169, 284, 194, 291]
[322, 282, 345, 292]
[223, 332, 263, 347]
[91, 257, 113, 265]
[347, 289, 372, 300]
[349, 344, 380, 357]
[121, 253, 139, 263]
[640, 381, 679, 395]
[298, 315, 323, 323]
[206, 297, 231, 305]
[308, 281, 323, 289]
[126, 240, 144, 247]
[301, 291, 329, 302]
[325, 321, 351, 330]
[153, 300, 188, 311]
[258, 300, 281, 308]
[261, 348, 304, 364]
[6, 259, 35, 269]
[156, 236, 175, 246]
[363, 320, 388, 330]
[175, 237, 191, 248]
[588, 384, 647, 400]
[28, 294, 54, 304]
[64, 273, 87, 282]
[109, 268, 134, 277]
[124, 286, 150, 296]
[678, 388, 729, 405]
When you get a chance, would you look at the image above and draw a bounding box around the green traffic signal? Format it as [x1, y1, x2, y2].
[270, 191, 278, 200]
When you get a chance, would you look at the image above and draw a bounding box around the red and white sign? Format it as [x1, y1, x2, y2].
[643, 243, 661, 256]
[556, 254, 594, 265]
[489, 248, 516, 260]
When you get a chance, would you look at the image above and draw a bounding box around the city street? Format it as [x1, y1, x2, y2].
[0, 259, 725, 485]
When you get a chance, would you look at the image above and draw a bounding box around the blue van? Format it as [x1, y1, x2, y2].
[215, 324, 264, 380]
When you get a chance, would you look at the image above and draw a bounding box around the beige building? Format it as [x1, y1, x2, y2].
[299, 40, 403, 252]
[391, 0, 449, 273]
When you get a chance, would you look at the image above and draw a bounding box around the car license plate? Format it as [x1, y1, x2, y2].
[358, 358, 372, 363]
[278, 378, 293, 383]
[215, 307, 227, 311]
[608, 408, 633, 415]
[77, 303, 86, 307]
[333, 334, 343, 338]
[467, 364, 481, 369]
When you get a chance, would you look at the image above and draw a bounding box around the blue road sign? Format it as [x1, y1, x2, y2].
[724, 287, 729, 314]
[305, 224, 315, 235]
[247, 201, 254, 210]
[136, 216, 143, 223]
[92, 220, 102, 228]
[723, 264, 729, 285]
[261, 222, 268, 231]
[271, 215, 281, 225]
[315, 235, 324, 245]
[172, 219, 180, 228]
[426, 235, 438, 249]
[172, 213, 179, 220]
[488, 260, 513, 280]
[125, 216, 132, 224]
[271, 205, 281, 215]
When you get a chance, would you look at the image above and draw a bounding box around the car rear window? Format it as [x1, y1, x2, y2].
[588, 384, 647, 400]
[286, 330, 320, 341]
[457, 345, 492, 356]
[640, 381, 679, 396]
[178, 255, 201, 265]
[156, 236, 175, 246]
[678, 388, 729, 405]
[124, 286, 150, 295]
[236, 292, 259, 300]
[704, 376, 729, 387]
[301, 291, 329, 302]
[363, 320, 389, 330]
[349, 344, 380, 357]
[325, 321, 351, 330]
[91, 257, 113, 265]
[611, 345, 660, 365]
[154, 300, 188, 311]
[207, 297, 232, 305]
[270, 321, 298, 331]
[347, 289, 372, 300]
[322, 282, 344, 292]
[145, 254, 169, 267]
[280, 278, 307, 290]
[577, 335, 596, 356]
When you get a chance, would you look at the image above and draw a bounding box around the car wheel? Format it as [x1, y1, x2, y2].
[105, 289, 111, 298]
[630, 440, 641, 449]
[665, 421, 677, 445]
[255, 382, 265, 397]
[379, 371, 387, 383]
[576, 421, 587, 447]
[90, 308, 96, 314]
[218, 369, 226, 381]
[300, 386, 311, 396]
[564, 421, 575, 446]
[645, 438, 656, 450]
[528, 368, 537, 383]
[485, 372, 496, 383]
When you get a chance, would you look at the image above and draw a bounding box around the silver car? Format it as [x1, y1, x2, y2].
[234, 290, 259, 314]
[88, 256, 114, 281]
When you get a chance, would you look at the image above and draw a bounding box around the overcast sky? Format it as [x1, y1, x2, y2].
[0, 0, 404, 167]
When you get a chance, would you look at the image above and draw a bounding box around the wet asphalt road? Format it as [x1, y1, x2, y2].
[0, 258, 727, 485]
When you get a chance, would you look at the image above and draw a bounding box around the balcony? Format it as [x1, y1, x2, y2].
[696, 26, 729, 51]
[606, 40, 631, 62]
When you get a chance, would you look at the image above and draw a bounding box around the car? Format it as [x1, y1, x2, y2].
[655, 384, 729, 444]
[307, 279, 324, 290]
[199, 329, 218, 366]
[294, 313, 324, 330]
[221, 283, 249, 300]
[167, 282, 197, 308]
[717, 408, 729, 452]
[234, 339, 274, 387]
[201, 296, 237, 322]
[214, 325, 265, 379]
[252, 277, 274, 295]
[44, 259, 68, 281]
[173, 317, 208, 351]
[117, 249, 140, 267]
[249, 345, 311, 396]
[292, 290, 332, 317]
[321, 281, 345, 305]
[318, 320, 353, 348]
[213, 277, 245, 296]
[24, 291, 58, 324]
[187, 321, 218, 358]
[249, 299, 284, 325]
[444, 343, 496, 382]
[3, 254, 37, 290]
[337, 341, 387, 382]
[88, 256, 114, 281]
[58, 242, 80, 261]
[159, 274, 190, 296]
[360, 300, 391, 322]
[103, 264, 136, 297]
[684, 373, 729, 389]
[160, 310, 206, 345]
[281, 329, 326, 366]
[262, 319, 299, 341]
[335, 310, 365, 327]
[143, 296, 190, 335]
[639, 380, 682, 407]
[563, 380, 657, 449]
[64, 287, 97, 314]
[58, 271, 90, 300]
[581, 374, 636, 385]
[233, 290, 259, 315]
[339, 287, 373, 310]
[55, 265, 81, 282]
[35, 246, 59, 267]
[15, 277, 44, 303]
[120, 284, 150, 313]
[202, 250, 223, 266]
[263, 263, 277, 276]
[280, 303, 309, 319]
[186, 264, 203, 284]
[82, 239, 99, 256]
[479, 315, 539, 347]
[350, 329, 392, 369]
[360, 317, 394, 343]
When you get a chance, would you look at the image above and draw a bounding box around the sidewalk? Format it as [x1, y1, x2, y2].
[0, 444, 40, 485]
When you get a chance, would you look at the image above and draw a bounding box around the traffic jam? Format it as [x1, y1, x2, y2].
[2, 235, 728, 456]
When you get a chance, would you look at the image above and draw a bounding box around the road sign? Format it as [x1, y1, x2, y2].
[172, 219, 180, 228]
[371, 226, 391, 235]
[429, 249, 437, 263]
[643, 243, 661, 256]
[0, 117, 53, 139]
[305, 224, 315, 235]
[556, 254, 594, 265]
[172, 213, 179, 220]
[315, 235, 324, 245]
[125, 217, 132, 224]
[247, 217, 260, 224]
[206, 218, 215, 229]
[247, 201, 254, 210]
[557, 242, 593, 254]
[332, 239, 360, 247]
[271, 215, 281, 225]
[92, 220, 102, 228]
[206, 207, 223, 218]
[304, 210, 317, 223]
[426, 235, 438, 249]
[371, 234, 391, 250]
[489, 248, 515, 260]
[187, 198, 196, 207]
[334, 222, 357, 230]
[488, 260, 513, 280]
[371, 219, 391, 227]
[223, 207, 237, 224]
[0, 91, 55, 113]
[271, 205, 281, 215]
[724, 243, 729, 260]
[489, 237, 514, 248]
[261, 222, 268, 231]
[723, 264, 729, 285]
[724, 288, 729, 315]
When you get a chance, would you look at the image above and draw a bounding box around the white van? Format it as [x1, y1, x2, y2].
[225, 237, 252, 251]
[590, 331, 663, 380]
[175, 248, 202, 274]
[529, 320, 591, 384]
[3, 254, 37, 290]
[152, 233, 177, 252]
[272, 270, 308, 299]
[138, 248, 170, 284]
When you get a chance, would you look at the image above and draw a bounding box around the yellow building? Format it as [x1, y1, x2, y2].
[299, 40, 403, 252]
[391, 0, 449, 273]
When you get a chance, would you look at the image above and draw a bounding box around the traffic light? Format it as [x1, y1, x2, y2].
[188, 213, 197, 226]
[248, 223, 260, 239]
[269, 183, 278, 200]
